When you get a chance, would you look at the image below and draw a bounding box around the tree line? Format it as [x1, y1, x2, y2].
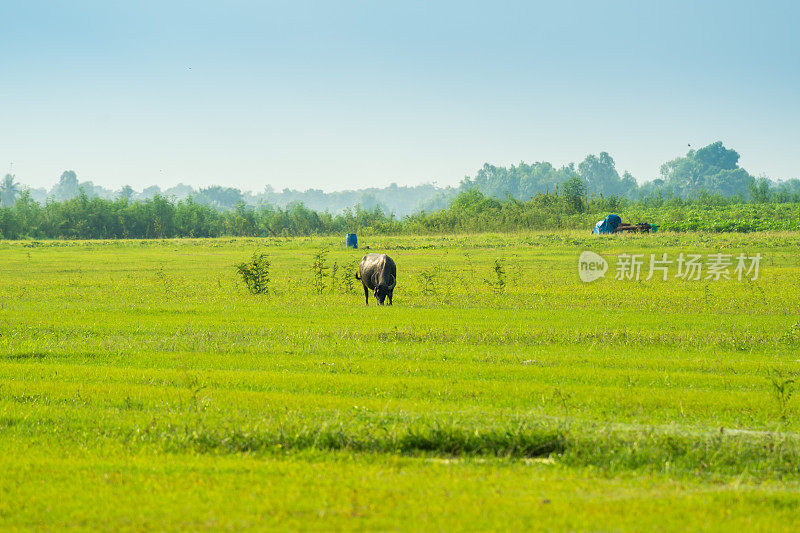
[2, 140, 799, 239]
[0, 191, 400, 239]
[2, 185, 800, 240]
[3, 142, 799, 219]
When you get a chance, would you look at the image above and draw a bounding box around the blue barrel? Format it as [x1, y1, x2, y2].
[346, 233, 358, 249]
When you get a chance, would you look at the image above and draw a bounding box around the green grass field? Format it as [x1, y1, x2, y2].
[2, 232, 799, 531]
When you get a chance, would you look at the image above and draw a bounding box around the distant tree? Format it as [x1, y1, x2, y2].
[1, 174, 20, 207]
[660, 141, 753, 198]
[77, 180, 114, 199]
[561, 176, 587, 213]
[163, 183, 195, 200]
[51, 170, 80, 201]
[359, 192, 390, 214]
[693, 141, 740, 170]
[457, 161, 580, 201]
[118, 185, 135, 201]
[578, 152, 636, 198]
[140, 185, 162, 199]
[198, 186, 244, 209]
[749, 177, 773, 203]
[27, 187, 48, 205]
[620, 171, 638, 193]
[773, 178, 800, 203]
[705, 169, 753, 198]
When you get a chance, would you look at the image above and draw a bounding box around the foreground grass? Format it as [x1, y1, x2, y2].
[1, 231, 799, 530]
[4, 448, 800, 532]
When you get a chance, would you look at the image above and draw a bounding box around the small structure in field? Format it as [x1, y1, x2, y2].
[592, 214, 655, 234]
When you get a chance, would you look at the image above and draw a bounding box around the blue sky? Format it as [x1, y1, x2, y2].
[2, 0, 798, 191]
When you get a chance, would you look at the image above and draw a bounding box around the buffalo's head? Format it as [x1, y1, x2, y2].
[373, 274, 396, 305]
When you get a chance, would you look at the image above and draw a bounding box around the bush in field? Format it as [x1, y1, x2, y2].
[484, 259, 506, 294]
[330, 261, 338, 293]
[235, 252, 271, 294]
[562, 176, 587, 213]
[785, 321, 800, 345]
[340, 259, 359, 293]
[770, 370, 796, 425]
[312, 248, 329, 294]
[419, 267, 439, 295]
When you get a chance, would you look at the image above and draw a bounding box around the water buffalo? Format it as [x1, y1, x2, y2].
[356, 253, 396, 305]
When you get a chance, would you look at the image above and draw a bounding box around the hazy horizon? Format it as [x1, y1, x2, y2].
[3, 1, 798, 192]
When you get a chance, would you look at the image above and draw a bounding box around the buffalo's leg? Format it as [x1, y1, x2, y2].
[363, 285, 369, 305]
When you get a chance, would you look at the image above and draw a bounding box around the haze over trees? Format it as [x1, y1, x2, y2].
[8, 142, 800, 218]
[1, 174, 20, 207]
[3, 141, 800, 239]
[641, 142, 760, 198]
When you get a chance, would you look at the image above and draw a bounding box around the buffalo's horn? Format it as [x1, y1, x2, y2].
[388, 274, 396, 290]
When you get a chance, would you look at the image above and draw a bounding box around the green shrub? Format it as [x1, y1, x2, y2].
[235, 252, 271, 294]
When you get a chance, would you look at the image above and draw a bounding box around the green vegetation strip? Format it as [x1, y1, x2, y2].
[4, 406, 800, 479]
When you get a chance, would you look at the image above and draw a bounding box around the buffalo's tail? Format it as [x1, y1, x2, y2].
[355, 272, 361, 280]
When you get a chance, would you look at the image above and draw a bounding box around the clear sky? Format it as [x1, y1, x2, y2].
[2, 0, 798, 192]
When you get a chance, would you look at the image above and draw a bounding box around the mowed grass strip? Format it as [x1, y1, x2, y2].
[3, 449, 800, 532]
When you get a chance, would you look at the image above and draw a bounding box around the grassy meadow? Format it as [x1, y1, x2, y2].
[1, 231, 800, 531]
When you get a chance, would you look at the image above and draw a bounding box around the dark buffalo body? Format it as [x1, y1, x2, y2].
[357, 253, 396, 305]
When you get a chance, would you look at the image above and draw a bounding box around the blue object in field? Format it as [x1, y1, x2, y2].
[346, 233, 358, 248]
[592, 214, 622, 234]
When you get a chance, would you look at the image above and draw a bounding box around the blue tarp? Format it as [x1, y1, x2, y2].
[592, 214, 622, 234]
